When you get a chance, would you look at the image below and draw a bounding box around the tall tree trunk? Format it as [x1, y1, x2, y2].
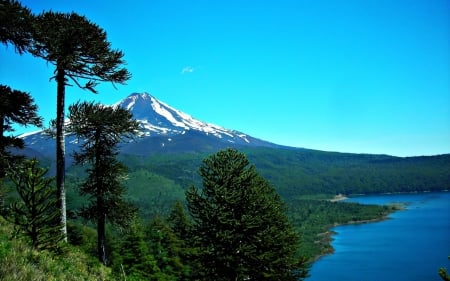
[56, 67, 67, 241]
[0, 115, 5, 178]
[94, 130, 107, 265]
[98, 205, 107, 265]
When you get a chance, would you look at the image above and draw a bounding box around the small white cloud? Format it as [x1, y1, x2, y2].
[181, 66, 194, 74]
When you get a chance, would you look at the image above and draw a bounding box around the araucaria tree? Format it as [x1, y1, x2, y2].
[7, 159, 62, 250]
[0, 0, 41, 177]
[0, 85, 42, 177]
[66, 101, 139, 265]
[0, 0, 33, 54]
[186, 148, 308, 281]
[29, 11, 131, 240]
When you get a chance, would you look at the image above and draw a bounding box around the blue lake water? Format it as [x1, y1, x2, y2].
[306, 192, 450, 281]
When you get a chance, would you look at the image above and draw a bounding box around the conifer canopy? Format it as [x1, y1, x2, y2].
[186, 148, 308, 280]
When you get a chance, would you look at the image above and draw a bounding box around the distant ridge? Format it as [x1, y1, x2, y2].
[20, 92, 283, 158]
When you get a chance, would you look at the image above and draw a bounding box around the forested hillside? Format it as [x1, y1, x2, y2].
[113, 147, 450, 204]
[2, 1, 449, 279]
[63, 146, 448, 260]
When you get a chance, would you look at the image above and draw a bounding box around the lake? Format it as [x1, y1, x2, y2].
[306, 192, 450, 281]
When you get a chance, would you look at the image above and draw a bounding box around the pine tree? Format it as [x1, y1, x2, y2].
[0, 85, 42, 177]
[6, 159, 63, 250]
[146, 216, 191, 280]
[66, 101, 138, 265]
[186, 148, 309, 281]
[167, 200, 196, 280]
[0, 0, 33, 54]
[115, 218, 160, 280]
[0, 85, 42, 213]
[167, 200, 192, 242]
[29, 11, 131, 240]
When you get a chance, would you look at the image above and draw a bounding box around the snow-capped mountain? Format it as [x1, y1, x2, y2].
[114, 93, 252, 143]
[20, 92, 280, 158]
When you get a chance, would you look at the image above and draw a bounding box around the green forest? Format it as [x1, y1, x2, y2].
[1, 1, 449, 280]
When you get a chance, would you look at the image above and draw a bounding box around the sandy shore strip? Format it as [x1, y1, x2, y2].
[328, 194, 348, 202]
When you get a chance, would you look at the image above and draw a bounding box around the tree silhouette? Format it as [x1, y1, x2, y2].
[29, 11, 131, 240]
[7, 159, 62, 250]
[186, 148, 308, 280]
[0, 0, 33, 54]
[0, 85, 42, 177]
[66, 101, 138, 265]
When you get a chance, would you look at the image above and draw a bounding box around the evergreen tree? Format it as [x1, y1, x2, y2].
[0, 85, 42, 177]
[167, 200, 196, 280]
[0, 0, 33, 54]
[29, 11, 131, 240]
[115, 218, 160, 280]
[146, 216, 191, 280]
[186, 148, 308, 281]
[6, 159, 62, 250]
[0, 85, 42, 213]
[66, 101, 138, 265]
[167, 200, 192, 242]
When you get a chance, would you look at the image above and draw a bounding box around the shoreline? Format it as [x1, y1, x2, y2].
[328, 194, 348, 202]
[310, 215, 391, 263]
[309, 191, 445, 263]
[346, 189, 449, 198]
[311, 192, 417, 263]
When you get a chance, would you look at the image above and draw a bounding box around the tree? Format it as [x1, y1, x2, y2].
[0, 85, 42, 212]
[167, 200, 196, 279]
[146, 216, 191, 280]
[114, 218, 160, 280]
[29, 11, 131, 240]
[66, 101, 138, 265]
[0, 0, 33, 54]
[6, 159, 62, 250]
[186, 148, 308, 280]
[167, 200, 192, 242]
[439, 256, 450, 281]
[0, 85, 42, 177]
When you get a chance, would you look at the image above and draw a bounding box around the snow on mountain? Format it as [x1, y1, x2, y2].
[19, 92, 281, 157]
[113, 92, 251, 144]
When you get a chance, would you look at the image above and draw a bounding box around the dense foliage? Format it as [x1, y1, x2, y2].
[0, 216, 112, 280]
[29, 9, 131, 241]
[2, 1, 449, 279]
[287, 199, 395, 258]
[66, 101, 139, 264]
[186, 148, 308, 280]
[0, 85, 42, 178]
[6, 159, 62, 250]
[116, 148, 450, 199]
[0, 0, 33, 53]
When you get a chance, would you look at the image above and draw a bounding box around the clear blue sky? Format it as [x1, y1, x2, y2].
[1, 0, 449, 157]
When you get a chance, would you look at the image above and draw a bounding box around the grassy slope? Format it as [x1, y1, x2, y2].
[0, 216, 112, 281]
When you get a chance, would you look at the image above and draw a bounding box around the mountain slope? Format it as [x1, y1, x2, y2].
[20, 92, 282, 158]
[18, 92, 450, 197]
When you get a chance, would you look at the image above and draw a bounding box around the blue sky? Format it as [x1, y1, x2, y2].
[1, 0, 449, 156]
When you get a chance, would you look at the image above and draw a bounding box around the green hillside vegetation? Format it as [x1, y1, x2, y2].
[62, 147, 449, 260]
[2, 1, 449, 279]
[113, 148, 449, 259]
[0, 216, 112, 281]
[117, 148, 450, 200]
[287, 199, 398, 258]
[243, 147, 450, 196]
[0, 147, 439, 279]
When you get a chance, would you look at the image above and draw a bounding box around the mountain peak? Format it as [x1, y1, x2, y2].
[113, 93, 249, 141]
[114, 92, 153, 111]
[20, 92, 280, 157]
